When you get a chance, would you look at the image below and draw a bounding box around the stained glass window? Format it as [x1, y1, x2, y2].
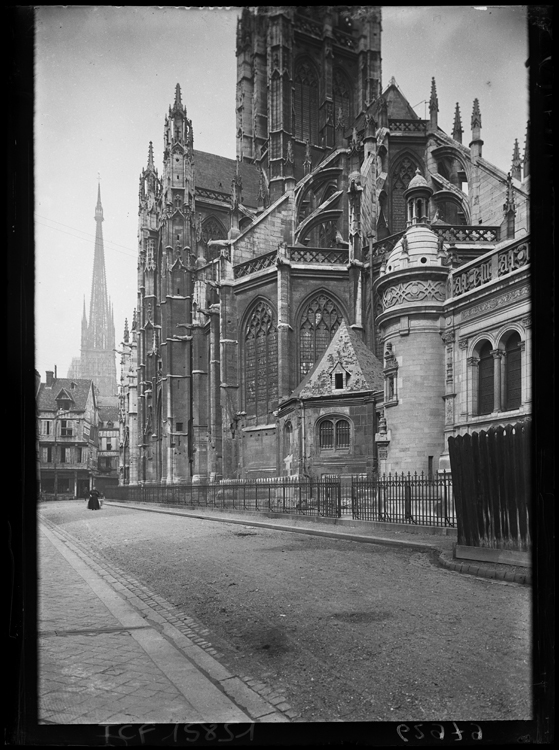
[245, 301, 278, 419]
[333, 68, 352, 131]
[299, 294, 343, 380]
[294, 61, 319, 144]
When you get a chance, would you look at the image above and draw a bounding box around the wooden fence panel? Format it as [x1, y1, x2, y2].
[448, 421, 530, 551]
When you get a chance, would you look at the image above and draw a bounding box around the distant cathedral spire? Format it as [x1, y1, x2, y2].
[67, 181, 117, 400]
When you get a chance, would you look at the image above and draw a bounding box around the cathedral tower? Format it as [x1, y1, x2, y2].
[236, 6, 382, 201]
[68, 182, 117, 403]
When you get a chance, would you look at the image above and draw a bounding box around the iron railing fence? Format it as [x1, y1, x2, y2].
[107, 472, 455, 527]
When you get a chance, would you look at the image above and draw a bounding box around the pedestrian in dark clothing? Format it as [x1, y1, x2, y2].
[87, 487, 102, 510]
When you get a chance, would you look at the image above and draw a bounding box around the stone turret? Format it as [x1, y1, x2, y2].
[373, 168, 446, 473]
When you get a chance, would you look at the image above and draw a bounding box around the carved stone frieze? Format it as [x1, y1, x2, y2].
[460, 285, 529, 321]
[382, 279, 446, 310]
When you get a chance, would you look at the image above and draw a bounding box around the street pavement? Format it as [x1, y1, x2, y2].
[104, 501, 532, 585]
[38, 520, 291, 724]
[38, 499, 530, 726]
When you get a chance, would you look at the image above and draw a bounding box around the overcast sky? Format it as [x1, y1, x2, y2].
[34, 6, 528, 380]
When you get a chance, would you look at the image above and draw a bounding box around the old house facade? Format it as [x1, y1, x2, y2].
[37, 370, 99, 498]
[118, 6, 530, 485]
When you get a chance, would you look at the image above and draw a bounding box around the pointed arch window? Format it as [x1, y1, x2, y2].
[201, 215, 227, 245]
[293, 60, 319, 144]
[299, 294, 343, 380]
[244, 301, 278, 419]
[333, 68, 352, 132]
[391, 157, 418, 234]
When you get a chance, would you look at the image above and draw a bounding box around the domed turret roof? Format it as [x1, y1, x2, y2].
[407, 169, 430, 191]
[384, 224, 440, 273]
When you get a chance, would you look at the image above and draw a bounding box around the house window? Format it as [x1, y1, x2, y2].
[176, 422, 184, 432]
[335, 420, 350, 448]
[43, 421, 51, 435]
[76, 447, 82, 463]
[293, 60, 319, 144]
[106, 441, 112, 451]
[60, 446, 67, 464]
[504, 332, 522, 410]
[284, 421, 293, 454]
[244, 300, 278, 419]
[61, 420, 73, 437]
[319, 418, 351, 450]
[334, 373, 344, 389]
[319, 420, 334, 449]
[478, 341, 494, 415]
[43, 446, 53, 463]
[299, 294, 343, 380]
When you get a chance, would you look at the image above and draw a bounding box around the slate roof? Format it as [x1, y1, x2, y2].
[193, 150, 260, 208]
[290, 321, 384, 401]
[98, 404, 119, 424]
[37, 378, 95, 413]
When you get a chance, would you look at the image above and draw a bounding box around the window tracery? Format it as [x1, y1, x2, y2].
[333, 68, 352, 134]
[244, 301, 278, 418]
[293, 60, 319, 144]
[391, 156, 419, 234]
[299, 294, 343, 380]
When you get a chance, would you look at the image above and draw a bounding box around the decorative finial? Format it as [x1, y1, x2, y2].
[429, 77, 438, 112]
[511, 139, 522, 181]
[174, 83, 182, 107]
[523, 121, 529, 179]
[471, 98, 482, 130]
[452, 103, 463, 143]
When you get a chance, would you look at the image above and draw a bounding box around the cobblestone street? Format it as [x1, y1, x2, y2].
[37, 500, 532, 726]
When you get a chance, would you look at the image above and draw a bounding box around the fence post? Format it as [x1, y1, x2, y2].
[404, 476, 412, 522]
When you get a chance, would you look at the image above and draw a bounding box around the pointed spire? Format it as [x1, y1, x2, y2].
[523, 121, 529, 179]
[429, 77, 438, 131]
[174, 83, 182, 108]
[123, 318, 129, 344]
[95, 175, 104, 221]
[470, 99, 483, 157]
[471, 98, 482, 130]
[452, 103, 463, 143]
[511, 139, 522, 180]
[147, 141, 154, 170]
[132, 308, 137, 331]
[502, 172, 516, 239]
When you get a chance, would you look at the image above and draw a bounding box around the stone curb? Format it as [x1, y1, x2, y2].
[105, 501, 440, 553]
[105, 501, 531, 586]
[437, 551, 531, 585]
[39, 516, 298, 722]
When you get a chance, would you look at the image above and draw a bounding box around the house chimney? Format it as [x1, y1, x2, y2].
[46, 370, 54, 387]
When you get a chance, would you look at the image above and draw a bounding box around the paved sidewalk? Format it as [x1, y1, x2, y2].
[38, 522, 289, 724]
[104, 501, 531, 585]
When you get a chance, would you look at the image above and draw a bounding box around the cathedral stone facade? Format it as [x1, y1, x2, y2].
[118, 6, 530, 485]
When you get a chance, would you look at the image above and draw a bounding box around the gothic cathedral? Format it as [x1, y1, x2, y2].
[118, 6, 530, 485]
